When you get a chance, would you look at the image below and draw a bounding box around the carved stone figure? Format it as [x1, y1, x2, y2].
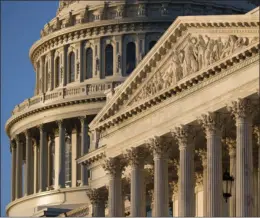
[183, 37, 198, 76]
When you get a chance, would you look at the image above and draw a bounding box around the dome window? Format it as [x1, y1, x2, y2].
[126, 42, 136, 75]
[105, 44, 114, 77]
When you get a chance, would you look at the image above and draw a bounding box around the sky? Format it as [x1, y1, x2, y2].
[1, 1, 58, 215]
[0, 0, 256, 216]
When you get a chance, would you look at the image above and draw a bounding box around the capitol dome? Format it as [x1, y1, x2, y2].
[5, 0, 257, 217]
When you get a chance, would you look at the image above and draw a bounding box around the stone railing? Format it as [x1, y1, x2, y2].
[12, 82, 122, 116]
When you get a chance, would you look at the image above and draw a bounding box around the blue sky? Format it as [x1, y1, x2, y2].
[1, 1, 58, 215]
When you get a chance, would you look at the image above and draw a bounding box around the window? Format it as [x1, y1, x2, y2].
[69, 52, 75, 83]
[126, 42, 136, 75]
[55, 57, 60, 88]
[86, 48, 93, 79]
[149, 41, 157, 50]
[65, 136, 72, 187]
[105, 44, 113, 76]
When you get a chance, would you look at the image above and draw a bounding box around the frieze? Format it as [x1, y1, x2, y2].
[130, 34, 258, 105]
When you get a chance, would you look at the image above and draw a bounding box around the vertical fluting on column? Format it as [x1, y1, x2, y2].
[57, 120, 66, 188]
[71, 127, 79, 187]
[224, 138, 236, 216]
[102, 156, 126, 217]
[15, 135, 23, 199]
[39, 124, 47, 192]
[33, 139, 39, 193]
[125, 147, 147, 217]
[148, 136, 169, 217]
[228, 99, 253, 216]
[11, 141, 17, 201]
[199, 112, 222, 217]
[79, 117, 88, 186]
[24, 130, 33, 195]
[87, 187, 108, 217]
[196, 149, 207, 216]
[253, 126, 260, 216]
[47, 134, 54, 189]
[172, 126, 195, 217]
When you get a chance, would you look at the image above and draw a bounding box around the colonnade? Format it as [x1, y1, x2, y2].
[10, 117, 91, 201]
[86, 98, 260, 217]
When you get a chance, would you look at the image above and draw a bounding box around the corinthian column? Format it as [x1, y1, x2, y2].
[125, 147, 147, 216]
[39, 124, 47, 192]
[254, 126, 260, 216]
[148, 136, 169, 217]
[33, 139, 39, 193]
[24, 130, 33, 195]
[199, 112, 222, 216]
[15, 135, 23, 199]
[196, 149, 207, 216]
[228, 99, 253, 216]
[172, 126, 195, 217]
[47, 134, 54, 189]
[102, 156, 126, 217]
[87, 187, 108, 217]
[10, 141, 16, 201]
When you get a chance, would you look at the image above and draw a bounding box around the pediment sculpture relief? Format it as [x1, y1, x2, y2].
[130, 34, 258, 105]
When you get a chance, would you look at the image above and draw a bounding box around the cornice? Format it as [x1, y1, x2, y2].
[89, 14, 260, 131]
[77, 145, 106, 166]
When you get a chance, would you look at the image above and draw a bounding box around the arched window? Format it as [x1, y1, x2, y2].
[86, 48, 93, 79]
[65, 135, 72, 187]
[55, 57, 60, 88]
[126, 42, 136, 75]
[149, 41, 157, 50]
[105, 44, 113, 76]
[69, 52, 75, 83]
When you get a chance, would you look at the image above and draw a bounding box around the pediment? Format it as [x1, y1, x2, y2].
[90, 11, 259, 131]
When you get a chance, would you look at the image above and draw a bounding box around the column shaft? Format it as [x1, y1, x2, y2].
[230, 153, 236, 216]
[203, 166, 207, 216]
[80, 117, 89, 186]
[33, 143, 39, 193]
[108, 173, 122, 216]
[24, 131, 33, 195]
[92, 202, 105, 217]
[58, 121, 66, 188]
[236, 117, 253, 216]
[71, 129, 78, 187]
[11, 143, 17, 201]
[15, 137, 23, 199]
[39, 126, 47, 192]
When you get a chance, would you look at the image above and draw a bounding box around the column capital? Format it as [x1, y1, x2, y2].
[102, 156, 126, 176]
[38, 124, 45, 132]
[56, 119, 64, 128]
[227, 98, 253, 119]
[223, 137, 236, 157]
[198, 112, 222, 134]
[195, 149, 207, 167]
[79, 116, 87, 124]
[171, 125, 195, 149]
[253, 126, 260, 147]
[15, 135, 20, 143]
[170, 181, 178, 196]
[146, 136, 170, 158]
[86, 187, 108, 204]
[172, 159, 180, 176]
[195, 172, 203, 187]
[10, 140, 16, 152]
[24, 130, 32, 138]
[124, 146, 148, 167]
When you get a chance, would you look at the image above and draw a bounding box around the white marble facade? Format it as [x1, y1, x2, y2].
[5, 0, 259, 217]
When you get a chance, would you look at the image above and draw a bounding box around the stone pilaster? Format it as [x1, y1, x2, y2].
[196, 149, 207, 217]
[33, 139, 39, 193]
[87, 187, 108, 217]
[102, 156, 126, 217]
[24, 130, 33, 195]
[113, 35, 122, 76]
[199, 112, 223, 216]
[125, 147, 147, 216]
[10, 141, 16, 201]
[228, 99, 253, 216]
[148, 136, 170, 217]
[172, 125, 195, 217]
[253, 126, 260, 216]
[56, 120, 66, 188]
[15, 135, 23, 199]
[39, 124, 47, 192]
[79, 117, 89, 186]
[93, 38, 101, 78]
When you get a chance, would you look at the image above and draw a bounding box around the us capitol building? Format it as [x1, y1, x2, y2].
[5, 0, 259, 217]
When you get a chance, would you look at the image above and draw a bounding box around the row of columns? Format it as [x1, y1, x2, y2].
[86, 98, 259, 217]
[10, 117, 90, 201]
